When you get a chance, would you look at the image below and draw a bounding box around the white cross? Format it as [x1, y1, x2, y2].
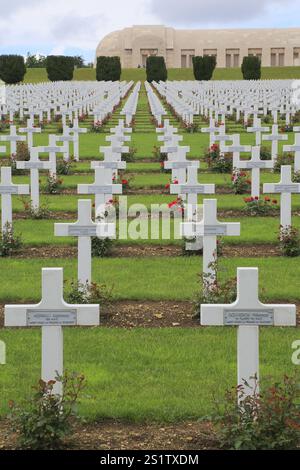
[170, 165, 215, 240]
[17, 147, 52, 210]
[0, 167, 29, 231]
[247, 117, 269, 145]
[5, 268, 99, 395]
[55, 200, 115, 284]
[283, 134, 300, 172]
[222, 135, 251, 168]
[182, 199, 240, 282]
[263, 165, 300, 228]
[69, 118, 88, 161]
[201, 119, 222, 146]
[56, 129, 75, 162]
[262, 125, 288, 159]
[78, 168, 122, 218]
[0, 125, 26, 156]
[201, 267, 296, 397]
[236, 146, 274, 198]
[19, 119, 41, 150]
[35, 135, 62, 176]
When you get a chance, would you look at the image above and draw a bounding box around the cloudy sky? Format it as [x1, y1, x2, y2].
[0, 0, 299, 62]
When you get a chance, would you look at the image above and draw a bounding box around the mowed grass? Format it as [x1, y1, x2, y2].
[0, 257, 299, 302]
[12, 216, 300, 247]
[23, 67, 300, 84]
[0, 327, 297, 421]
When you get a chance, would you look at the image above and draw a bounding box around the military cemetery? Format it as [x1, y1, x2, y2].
[0, 0, 300, 456]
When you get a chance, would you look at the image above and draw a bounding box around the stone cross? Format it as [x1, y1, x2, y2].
[55, 200, 115, 284]
[247, 117, 269, 145]
[161, 146, 191, 187]
[17, 147, 52, 210]
[0, 167, 29, 231]
[5, 268, 99, 395]
[56, 130, 75, 161]
[236, 146, 274, 198]
[35, 135, 62, 176]
[201, 267, 296, 397]
[262, 125, 288, 159]
[0, 125, 26, 156]
[69, 118, 88, 161]
[201, 119, 222, 147]
[78, 167, 122, 218]
[222, 135, 251, 168]
[19, 119, 41, 150]
[283, 134, 300, 172]
[182, 199, 240, 283]
[263, 165, 300, 228]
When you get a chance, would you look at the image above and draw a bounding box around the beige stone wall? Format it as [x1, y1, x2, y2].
[95, 25, 300, 69]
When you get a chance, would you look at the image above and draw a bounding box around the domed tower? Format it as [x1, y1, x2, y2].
[95, 30, 122, 66]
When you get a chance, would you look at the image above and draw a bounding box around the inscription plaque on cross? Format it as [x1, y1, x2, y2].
[262, 125, 288, 159]
[19, 119, 41, 149]
[0, 125, 26, 156]
[0, 167, 29, 230]
[236, 146, 274, 198]
[201, 268, 296, 397]
[223, 135, 251, 168]
[78, 167, 122, 218]
[181, 199, 240, 283]
[247, 117, 269, 146]
[263, 165, 300, 228]
[5, 268, 99, 395]
[55, 199, 115, 284]
[283, 134, 300, 172]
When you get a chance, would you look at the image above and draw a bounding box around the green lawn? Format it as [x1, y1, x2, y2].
[23, 66, 300, 84]
[0, 256, 298, 302]
[0, 327, 297, 421]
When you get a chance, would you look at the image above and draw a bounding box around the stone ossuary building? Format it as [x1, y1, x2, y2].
[96, 25, 300, 69]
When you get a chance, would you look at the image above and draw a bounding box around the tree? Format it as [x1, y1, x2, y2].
[46, 56, 75, 81]
[241, 56, 262, 80]
[0, 55, 26, 84]
[146, 56, 167, 82]
[96, 56, 121, 81]
[73, 56, 84, 68]
[192, 56, 216, 81]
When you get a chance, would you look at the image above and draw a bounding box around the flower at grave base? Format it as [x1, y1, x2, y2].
[246, 180, 251, 185]
[168, 200, 178, 209]
[165, 183, 170, 189]
[122, 179, 128, 185]
[255, 196, 259, 200]
[173, 180, 179, 185]
[272, 200, 278, 205]
[265, 196, 271, 202]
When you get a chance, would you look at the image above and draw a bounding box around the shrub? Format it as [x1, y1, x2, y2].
[0, 223, 22, 257]
[20, 197, 52, 219]
[211, 373, 300, 450]
[16, 141, 30, 161]
[146, 56, 167, 83]
[279, 226, 300, 257]
[91, 237, 113, 257]
[183, 122, 199, 133]
[96, 56, 121, 82]
[0, 55, 26, 84]
[8, 372, 86, 450]
[260, 146, 272, 160]
[243, 196, 278, 216]
[205, 144, 232, 173]
[274, 153, 294, 173]
[122, 147, 137, 162]
[44, 175, 64, 194]
[56, 158, 74, 175]
[46, 56, 74, 81]
[241, 56, 261, 80]
[90, 120, 103, 133]
[231, 170, 251, 195]
[65, 280, 113, 306]
[192, 56, 216, 81]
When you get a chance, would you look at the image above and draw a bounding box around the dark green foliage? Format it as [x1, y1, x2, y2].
[241, 56, 261, 80]
[46, 56, 75, 81]
[25, 53, 46, 68]
[96, 56, 121, 81]
[192, 56, 216, 81]
[146, 56, 167, 82]
[0, 55, 26, 84]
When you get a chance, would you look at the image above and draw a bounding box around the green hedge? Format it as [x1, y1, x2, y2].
[46, 56, 75, 81]
[146, 56, 167, 82]
[192, 56, 216, 81]
[0, 55, 26, 84]
[96, 56, 121, 81]
[241, 56, 262, 80]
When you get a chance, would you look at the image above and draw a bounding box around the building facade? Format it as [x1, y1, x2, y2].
[95, 25, 300, 68]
